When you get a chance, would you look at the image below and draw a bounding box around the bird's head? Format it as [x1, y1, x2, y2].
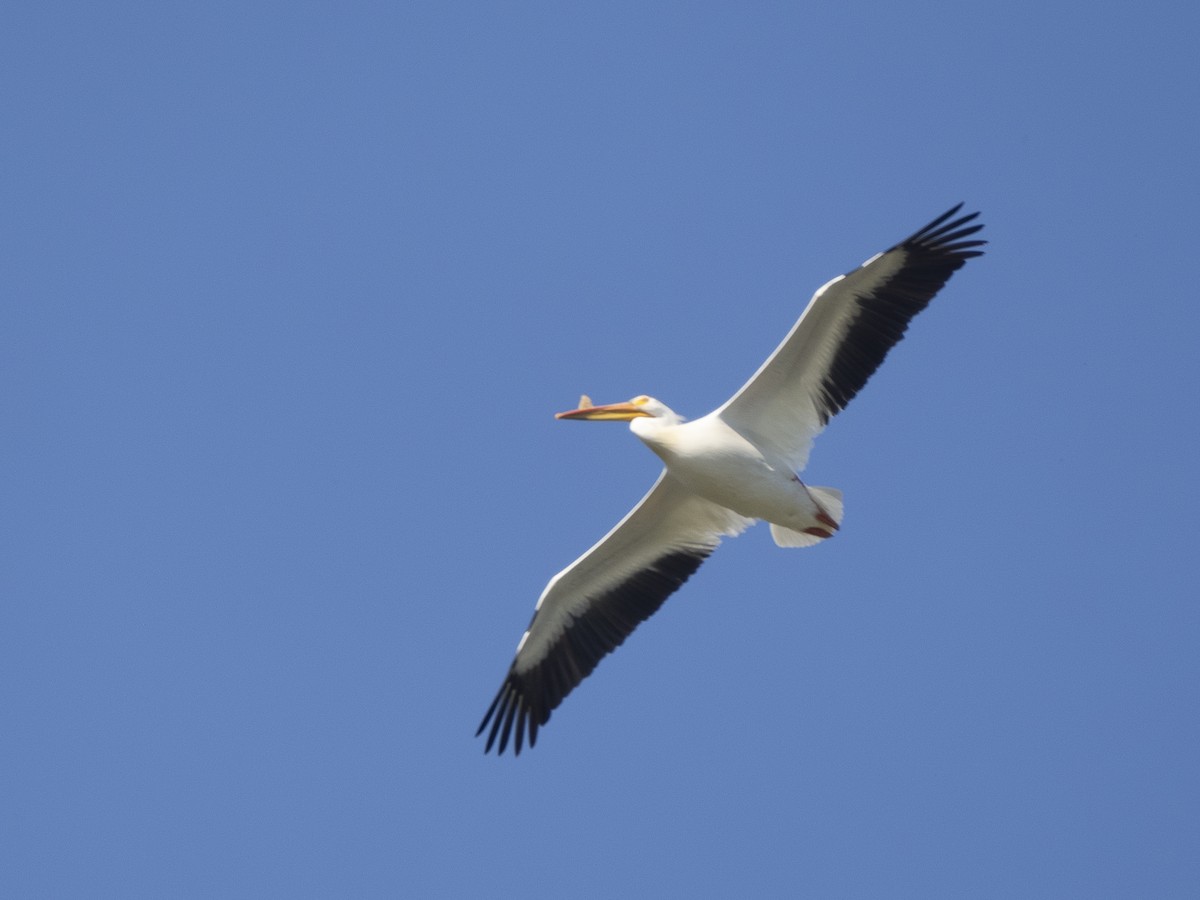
[555, 394, 680, 425]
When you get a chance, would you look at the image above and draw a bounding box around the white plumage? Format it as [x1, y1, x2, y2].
[479, 204, 985, 754]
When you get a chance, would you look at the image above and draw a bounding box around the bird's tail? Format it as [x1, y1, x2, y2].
[769, 486, 844, 548]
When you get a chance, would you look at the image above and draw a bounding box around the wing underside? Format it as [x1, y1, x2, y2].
[477, 474, 752, 754]
[717, 205, 985, 469]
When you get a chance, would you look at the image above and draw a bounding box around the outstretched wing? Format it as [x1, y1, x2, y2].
[716, 205, 985, 469]
[477, 473, 752, 755]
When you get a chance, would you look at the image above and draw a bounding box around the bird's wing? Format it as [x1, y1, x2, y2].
[477, 473, 753, 755]
[715, 205, 985, 470]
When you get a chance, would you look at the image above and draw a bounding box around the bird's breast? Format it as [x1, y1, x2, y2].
[637, 416, 820, 527]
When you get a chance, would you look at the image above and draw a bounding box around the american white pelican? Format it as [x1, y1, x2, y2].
[478, 204, 985, 754]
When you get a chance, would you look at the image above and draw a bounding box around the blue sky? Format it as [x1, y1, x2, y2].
[4, 2, 1198, 896]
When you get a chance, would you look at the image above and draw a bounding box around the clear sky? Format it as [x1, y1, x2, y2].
[4, 2, 1198, 897]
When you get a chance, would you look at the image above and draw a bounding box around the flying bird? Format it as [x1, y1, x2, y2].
[478, 204, 985, 754]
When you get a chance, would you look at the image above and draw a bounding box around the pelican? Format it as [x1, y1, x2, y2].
[478, 204, 985, 754]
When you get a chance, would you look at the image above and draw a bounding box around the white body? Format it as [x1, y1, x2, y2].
[632, 412, 834, 536]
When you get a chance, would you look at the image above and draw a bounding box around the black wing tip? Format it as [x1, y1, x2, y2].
[477, 669, 551, 756]
[477, 677, 538, 756]
[901, 203, 987, 258]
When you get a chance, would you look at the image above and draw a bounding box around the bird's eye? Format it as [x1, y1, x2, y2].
[632, 395, 650, 406]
